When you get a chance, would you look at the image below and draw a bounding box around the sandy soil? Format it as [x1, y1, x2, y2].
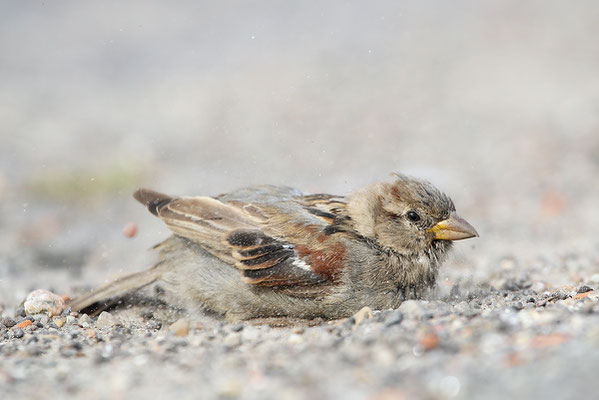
[1, 2, 599, 399]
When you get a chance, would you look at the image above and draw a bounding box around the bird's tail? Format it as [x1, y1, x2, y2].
[68, 263, 165, 313]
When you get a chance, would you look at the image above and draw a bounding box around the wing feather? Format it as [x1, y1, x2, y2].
[134, 188, 341, 290]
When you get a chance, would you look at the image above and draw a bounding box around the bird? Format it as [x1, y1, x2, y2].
[69, 174, 478, 321]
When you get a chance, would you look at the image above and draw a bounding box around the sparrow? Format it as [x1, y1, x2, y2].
[69, 174, 478, 321]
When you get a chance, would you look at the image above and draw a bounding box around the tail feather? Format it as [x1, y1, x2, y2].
[133, 188, 173, 216]
[68, 264, 164, 312]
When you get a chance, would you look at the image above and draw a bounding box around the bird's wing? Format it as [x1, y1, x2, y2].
[134, 188, 347, 289]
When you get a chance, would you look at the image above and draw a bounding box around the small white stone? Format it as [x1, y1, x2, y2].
[96, 311, 118, 328]
[52, 317, 65, 328]
[23, 289, 66, 317]
[79, 314, 92, 327]
[352, 306, 373, 325]
[38, 314, 49, 325]
[223, 333, 242, 347]
[241, 326, 260, 342]
[168, 319, 190, 336]
[288, 334, 304, 345]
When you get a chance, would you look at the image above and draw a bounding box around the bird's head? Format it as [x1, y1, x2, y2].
[347, 174, 478, 256]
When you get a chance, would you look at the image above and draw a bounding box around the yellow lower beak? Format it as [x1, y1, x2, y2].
[427, 212, 478, 241]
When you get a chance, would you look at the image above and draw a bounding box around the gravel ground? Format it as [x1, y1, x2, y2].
[2, 2, 599, 399]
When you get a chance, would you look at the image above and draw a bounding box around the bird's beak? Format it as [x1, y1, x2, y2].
[427, 212, 479, 241]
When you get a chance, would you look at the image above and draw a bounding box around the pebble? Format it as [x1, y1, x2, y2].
[241, 326, 260, 342]
[2, 317, 16, 328]
[23, 289, 66, 317]
[96, 312, 118, 328]
[40, 315, 49, 325]
[122, 222, 138, 238]
[418, 331, 440, 352]
[398, 300, 428, 319]
[79, 314, 92, 327]
[223, 333, 241, 348]
[352, 306, 373, 325]
[53, 317, 65, 328]
[16, 320, 33, 329]
[85, 329, 97, 339]
[13, 328, 24, 339]
[168, 319, 190, 337]
[288, 334, 304, 345]
[577, 285, 594, 294]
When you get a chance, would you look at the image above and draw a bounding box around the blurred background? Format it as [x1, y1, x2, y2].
[1, 1, 598, 308]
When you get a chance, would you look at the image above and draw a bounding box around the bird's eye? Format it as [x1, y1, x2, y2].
[406, 211, 421, 222]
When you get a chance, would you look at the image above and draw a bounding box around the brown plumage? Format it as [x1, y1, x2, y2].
[69, 174, 478, 321]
